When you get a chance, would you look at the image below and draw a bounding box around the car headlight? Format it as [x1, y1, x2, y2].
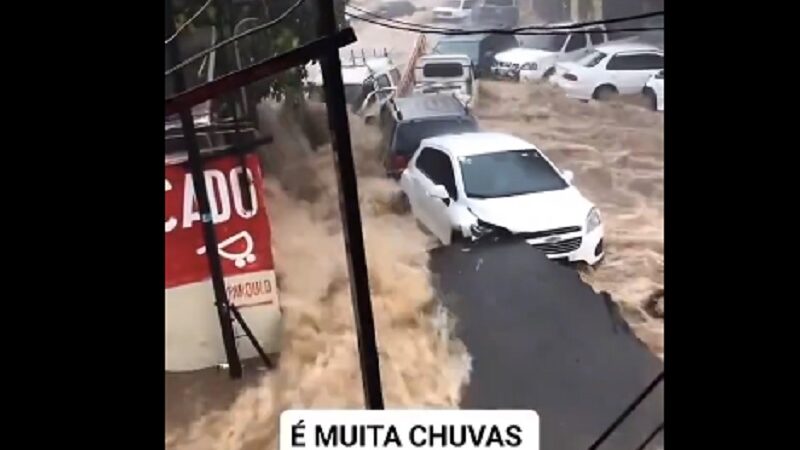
[586, 208, 601, 233]
[521, 62, 538, 71]
[470, 220, 494, 239]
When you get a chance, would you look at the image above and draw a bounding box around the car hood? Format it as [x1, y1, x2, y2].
[465, 187, 593, 232]
[495, 48, 556, 64]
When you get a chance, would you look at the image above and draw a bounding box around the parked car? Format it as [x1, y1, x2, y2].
[433, 0, 476, 22]
[552, 42, 663, 101]
[492, 24, 608, 81]
[399, 132, 604, 264]
[377, 94, 479, 178]
[400, 132, 604, 264]
[642, 69, 663, 111]
[432, 33, 518, 78]
[470, 0, 519, 28]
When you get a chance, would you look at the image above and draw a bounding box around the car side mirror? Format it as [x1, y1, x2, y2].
[563, 170, 574, 183]
[429, 184, 450, 200]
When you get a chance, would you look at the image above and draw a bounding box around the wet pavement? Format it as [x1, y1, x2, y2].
[429, 240, 664, 450]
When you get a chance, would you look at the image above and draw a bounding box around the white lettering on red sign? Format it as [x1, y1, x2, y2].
[164, 153, 275, 292]
[165, 168, 259, 233]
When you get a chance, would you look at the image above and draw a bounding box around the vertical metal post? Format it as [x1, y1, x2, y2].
[166, 0, 243, 379]
[218, 0, 253, 211]
[316, 0, 385, 409]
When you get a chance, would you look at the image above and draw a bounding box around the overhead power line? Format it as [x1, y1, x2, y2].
[346, 5, 663, 33]
[165, 0, 214, 45]
[345, 12, 663, 36]
[165, 0, 307, 78]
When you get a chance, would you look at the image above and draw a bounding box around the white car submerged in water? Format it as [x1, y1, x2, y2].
[492, 25, 608, 81]
[399, 132, 604, 265]
[552, 42, 663, 102]
[643, 69, 663, 111]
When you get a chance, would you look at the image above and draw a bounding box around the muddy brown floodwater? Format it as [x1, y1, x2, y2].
[474, 80, 664, 359]
[166, 102, 472, 450]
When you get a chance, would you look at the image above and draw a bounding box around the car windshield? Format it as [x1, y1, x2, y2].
[460, 149, 568, 198]
[434, 41, 479, 62]
[578, 51, 607, 67]
[393, 118, 478, 157]
[517, 34, 566, 52]
[444, 0, 461, 7]
[423, 62, 465, 78]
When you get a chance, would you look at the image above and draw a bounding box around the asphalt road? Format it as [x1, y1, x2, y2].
[429, 241, 664, 450]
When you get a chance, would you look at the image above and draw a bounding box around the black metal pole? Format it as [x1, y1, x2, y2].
[588, 372, 664, 450]
[229, 303, 274, 369]
[217, 0, 253, 211]
[315, 0, 385, 409]
[166, 0, 243, 379]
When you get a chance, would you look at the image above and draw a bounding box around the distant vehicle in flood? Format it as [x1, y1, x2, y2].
[469, 0, 519, 28]
[643, 69, 663, 111]
[552, 42, 663, 102]
[492, 25, 609, 81]
[432, 33, 518, 78]
[413, 54, 477, 108]
[432, 0, 476, 22]
[377, 94, 479, 178]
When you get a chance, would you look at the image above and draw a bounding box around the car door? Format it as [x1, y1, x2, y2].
[407, 147, 457, 244]
[604, 51, 664, 95]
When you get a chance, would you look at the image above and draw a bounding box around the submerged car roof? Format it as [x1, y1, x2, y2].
[423, 132, 534, 157]
[391, 94, 470, 121]
[594, 41, 662, 54]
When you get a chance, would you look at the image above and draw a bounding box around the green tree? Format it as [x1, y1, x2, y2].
[170, 0, 347, 108]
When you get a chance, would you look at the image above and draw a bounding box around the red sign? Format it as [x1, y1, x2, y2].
[165, 152, 274, 290]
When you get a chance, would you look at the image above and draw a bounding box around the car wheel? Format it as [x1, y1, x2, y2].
[542, 67, 555, 80]
[643, 89, 658, 111]
[394, 191, 411, 215]
[593, 85, 618, 101]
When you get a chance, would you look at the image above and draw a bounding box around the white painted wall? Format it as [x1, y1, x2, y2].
[165, 270, 282, 372]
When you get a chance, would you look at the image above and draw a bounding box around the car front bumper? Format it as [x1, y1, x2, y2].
[525, 224, 604, 266]
[552, 76, 593, 101]
[491, 65, 520, 80]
